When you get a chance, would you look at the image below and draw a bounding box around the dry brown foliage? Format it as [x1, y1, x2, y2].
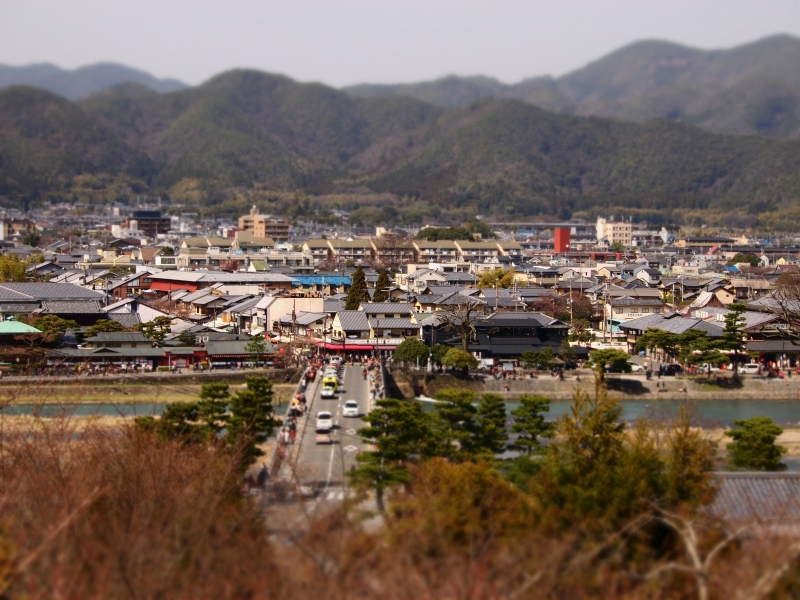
[2, 412, 800, 599]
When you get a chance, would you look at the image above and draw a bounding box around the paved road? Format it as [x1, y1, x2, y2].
[289, 363, 371, 494]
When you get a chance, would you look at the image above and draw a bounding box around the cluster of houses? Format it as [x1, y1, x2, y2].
[3, 203, 800, 372]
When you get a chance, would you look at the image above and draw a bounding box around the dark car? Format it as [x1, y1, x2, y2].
[662, 364, 682, 376]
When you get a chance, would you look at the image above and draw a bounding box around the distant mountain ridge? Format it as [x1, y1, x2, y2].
[3, 68, 800, 230]
[343, 35, 800, 139]
[0, 62, 186, 100]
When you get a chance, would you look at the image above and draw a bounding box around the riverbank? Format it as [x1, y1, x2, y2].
[0, 382, 299, 405]
[393, 369, 800, 401]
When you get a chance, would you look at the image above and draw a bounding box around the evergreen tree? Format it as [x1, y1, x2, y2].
[510, 394, 555, 455]
[345, 266, 370, 310]
[348, 398, 430, 512]
[227, 377, 281, 469]
[139, 316, 173, 347]
[474, 393, 509, 457]
[430, 390, 478, 461]
[85, 319, 128, 338]
[244, 333, 268, 365]
[725, 416, 787, 471]
[197, 383, 231, 439]
[372, 269, 390, 302]
[718, 303, 747, 374]
[392, 338, 430, 368]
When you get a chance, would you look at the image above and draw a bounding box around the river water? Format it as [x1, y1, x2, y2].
[416, 397, 800, 428]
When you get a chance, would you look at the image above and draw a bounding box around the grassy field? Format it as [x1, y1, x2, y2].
[0, 383, 298, 405]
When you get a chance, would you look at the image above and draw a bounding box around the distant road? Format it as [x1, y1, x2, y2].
[286, 363, 371, 498]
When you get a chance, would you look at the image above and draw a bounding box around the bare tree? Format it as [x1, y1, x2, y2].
[766, 274, 800, 335]
[372, 234, 416, 271]
[633, 509, 749, 600]
[435, 296, 488, 352]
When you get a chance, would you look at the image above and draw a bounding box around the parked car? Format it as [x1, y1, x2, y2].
[343, 400, 360, 418]
[316, 411, 333, 431]
[320, 386, 336, 399]
[738, 363, 760, 375]
[627, 362, 645, 372]
[662, 364, 682, 376]
[698, 363, 723, 374]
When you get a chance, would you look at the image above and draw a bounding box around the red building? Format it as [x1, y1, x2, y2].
[554, 228, 571, 253]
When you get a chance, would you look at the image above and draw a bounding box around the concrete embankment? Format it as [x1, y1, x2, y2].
[386, 369, 800, 402]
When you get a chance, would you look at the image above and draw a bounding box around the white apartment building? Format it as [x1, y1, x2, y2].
[596, 218, 633, 247]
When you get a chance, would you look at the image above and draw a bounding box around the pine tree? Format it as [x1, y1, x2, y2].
[510, 394, 555, 455]
[475, 393, 509, 457]
[348, 398, 431, 512]
[345, 266, 370, 310]
[227, 377, 281, 469]
[372, 269, 390, 302]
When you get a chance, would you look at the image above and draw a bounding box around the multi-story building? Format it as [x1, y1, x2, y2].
[596, 218, 633, 247]
[121, 211, 172, 238]
[238, 206, 290, 241]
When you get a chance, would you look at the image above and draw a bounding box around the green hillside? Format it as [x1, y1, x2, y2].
[344, 35, 800, 139]
[0, 86, 153, 202]
[3, 69, 800, 228]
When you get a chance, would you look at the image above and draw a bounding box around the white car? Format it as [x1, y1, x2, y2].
[320, 386, 336, 398]
[627, 362, 645, 372]
[738, 363, 760, 375]
[316, 411, 333, 431]
[343, 400, 360, 418]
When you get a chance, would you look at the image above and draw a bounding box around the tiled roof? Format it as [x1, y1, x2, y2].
[620, 313, 724, 336]
[359, 302, 415, 315]
[369, 318, 420, 329]
[483, 312, 566, 328]
[276, 311, 327, 326]
[84, 332, 152, 343]
[0, 283, 104, 302]
[610, 296, 665, 306]
[106, 314, 141, 328]
[39, 300, 104, 314]
[323, 299, 345, 313]
[0, 302, 40, 312]
[709, 473, 800, 525]
[336, 310, 370, 332]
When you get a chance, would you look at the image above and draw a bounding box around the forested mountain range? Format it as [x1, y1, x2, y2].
[345, 35, 800, 140]
[0, 63, 186, 100]
[2, 66, 800, 229]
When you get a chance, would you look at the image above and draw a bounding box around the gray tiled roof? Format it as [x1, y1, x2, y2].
[368, 318, 420, 329]
[107, 314, 141, 328]
[0, 302, 40, 312]
[323, 299, 345, 313]
[359, 302, 415, 315]
[40, 300, 104, 314]
[620, 313, 724, 336]
[0, 283, 103, 302]
[709, 473, 800, 525]
[336, 310, 370, 332]
[276, 311, 327, 326]
[484, 312, 566, 328]
[83, 332, 152, 343]
[610, 297, 665, 307]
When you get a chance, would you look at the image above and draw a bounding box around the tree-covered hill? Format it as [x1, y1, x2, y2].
[344, 35, 800, 139]
[3, 69, 800, 227]
[0, 62, 186, 100]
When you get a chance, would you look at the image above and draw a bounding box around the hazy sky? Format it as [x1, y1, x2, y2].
[2, 0, 800, 87]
